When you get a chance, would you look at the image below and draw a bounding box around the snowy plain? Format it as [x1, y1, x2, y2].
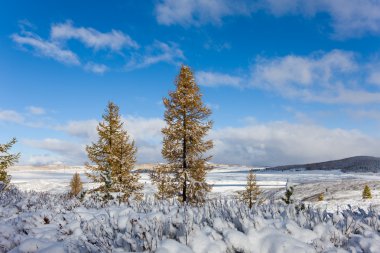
[2, 164, 380, 252]
[8, 164, 380, 210]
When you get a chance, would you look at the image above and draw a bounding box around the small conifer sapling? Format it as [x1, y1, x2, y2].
[282, 186, 294, 204]
[70, 172, 83, 197]
[239, 170, 260, 208]
[318, 192, 324, 201]
[363, 185, 372, 199]
[0, 138, 20, 189]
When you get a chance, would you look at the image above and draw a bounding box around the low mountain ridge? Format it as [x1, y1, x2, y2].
[267, 156, 380, 173]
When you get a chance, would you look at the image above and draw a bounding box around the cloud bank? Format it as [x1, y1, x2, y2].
[155, 0, 380, 38]
[15, 115, 380, 166]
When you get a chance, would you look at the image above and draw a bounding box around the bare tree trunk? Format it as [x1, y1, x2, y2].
[182, 112, 187, 203]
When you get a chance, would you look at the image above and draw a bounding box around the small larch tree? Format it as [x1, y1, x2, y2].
[239, 170, 260, 208]
[113, 133, 143, 202]
[70, 172, 83, 197]
[0, 138, 20, 188]
[151, 65, 213, 204]
[85, 101, 142, 201]
[362, 185, 372, 199]
[150, 164, 175, 200]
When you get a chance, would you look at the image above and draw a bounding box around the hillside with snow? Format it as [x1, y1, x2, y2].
[267, 156, 380, 173]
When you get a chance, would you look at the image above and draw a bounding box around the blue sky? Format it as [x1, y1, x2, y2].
[2, 0, 380, 166]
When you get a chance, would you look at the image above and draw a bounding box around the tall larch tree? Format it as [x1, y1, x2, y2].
[152, 65, 213, 204]
[239, 170, 260, 208]
[0, 138, 20, 188]
[85, 101, 142, 201]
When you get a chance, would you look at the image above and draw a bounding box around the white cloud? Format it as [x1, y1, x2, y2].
[347, 109, 380, 122]
[26, 106, 46, 115]
[198, 50, 380, 104]
[55, 120, 99, 140]
[51, 21, 139, 51]
[155, 0, 380, 38]
[123, 116, 165, 143]
[12, 21, 182, 72]
[252, 50, 357, 88]
[368, 71, 380, 86]
[27, 154, 64, 166]
[0, 109, 25, 123]
[54, 116, 165, 164]
[211, 121, 380, 166]
[84, 62, 108, 74]
[196, 71, 243, 87]
[155, 0, 253, 26]
[126, 41, 185, 70]
[204, 41, 231, 52]
[52, 115, 380, 166]
[14, 111, 380, 166]
[11, 32, 80, 65]
[263, 0, 380, 38]
[23, 138, 86, 164]
[249, 50, 380, 104]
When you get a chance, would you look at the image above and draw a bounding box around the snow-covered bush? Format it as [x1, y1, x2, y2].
[1, 186, 380, 252]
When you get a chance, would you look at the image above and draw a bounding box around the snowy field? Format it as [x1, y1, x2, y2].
[2, 164, 380, 252]
[8, 164, 380, 208]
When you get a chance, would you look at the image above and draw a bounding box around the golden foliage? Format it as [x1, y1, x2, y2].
[239, 170, 260, 208]
[363, 184, 372, 199]
[85, 101, 142, 201]
[70, 172, 83, 197]
[151, 65, 213, 204]
[150, 164, 176, 200]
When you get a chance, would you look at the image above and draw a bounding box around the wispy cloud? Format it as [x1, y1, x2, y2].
[198, 50, 380, 104]
[0, 107, 51, 128]
[155, 0, 380, 38]
[0, 109, 25, 124]
[196, 71, 244, 87]
[155, 0, 254, 26]
[249, 50, 380, 104]
[12, 21, 182, 72]
[11, 32, 80, 65]
[262, 0, 380, 39]
[26, 106, 46, 115]
[125, 41, 185, 70]
[51, 21, 139, 51]
[84, 62, 108, 74]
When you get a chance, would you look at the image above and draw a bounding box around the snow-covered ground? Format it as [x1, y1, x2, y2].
[1, 188, 380, 253]
[8, 164, 380, 208]
[3, 164, 380, 252]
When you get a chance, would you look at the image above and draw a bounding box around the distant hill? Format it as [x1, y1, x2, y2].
[267, 156, 380, 173]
